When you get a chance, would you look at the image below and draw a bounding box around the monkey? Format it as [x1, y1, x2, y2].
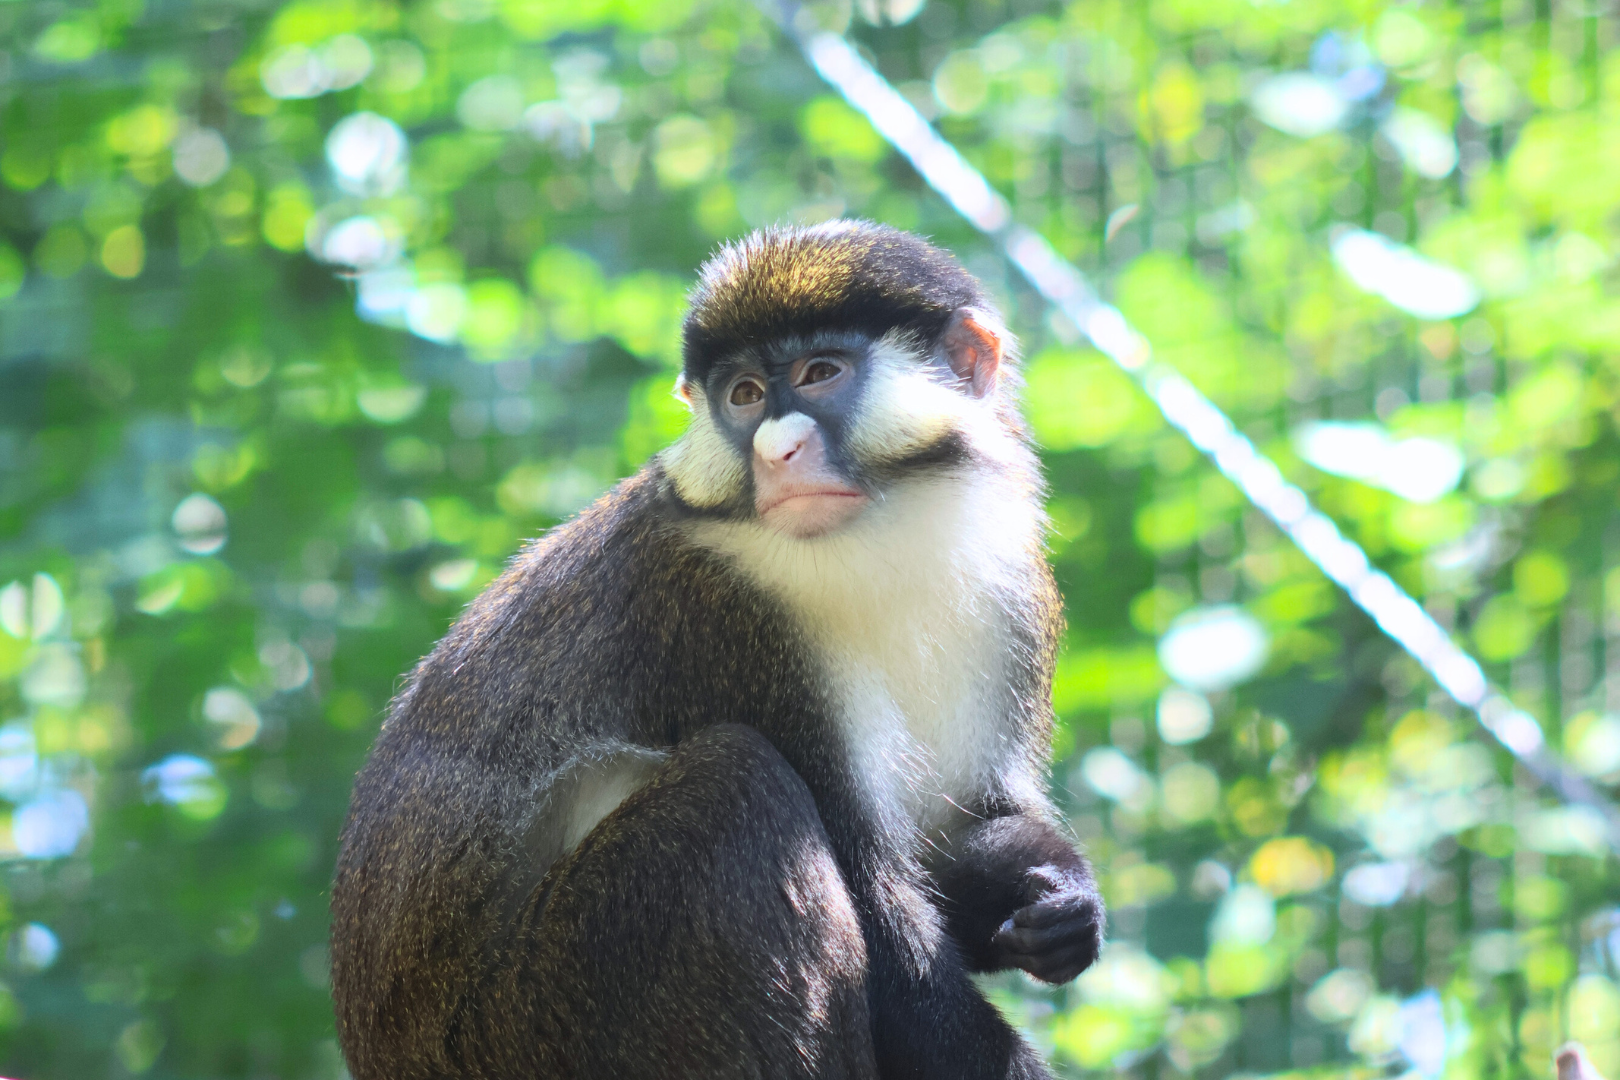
[330, 220, 1105, 1080]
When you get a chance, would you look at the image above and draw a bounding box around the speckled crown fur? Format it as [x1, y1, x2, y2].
[681, 221, 990, 381]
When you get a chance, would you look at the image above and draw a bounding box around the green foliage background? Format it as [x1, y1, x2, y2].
[4, 0, 1620, 1075]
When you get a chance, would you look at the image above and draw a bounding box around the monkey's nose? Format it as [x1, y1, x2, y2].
[753, 413, 819, 469]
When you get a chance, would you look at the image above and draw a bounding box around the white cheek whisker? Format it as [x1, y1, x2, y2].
[660, 389, 748, 509]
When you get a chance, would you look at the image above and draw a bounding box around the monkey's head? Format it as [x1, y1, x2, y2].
[662, 221, 1031, 539]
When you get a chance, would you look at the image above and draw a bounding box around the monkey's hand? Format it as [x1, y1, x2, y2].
[990, 865, 1104, 984]
[933, 814, 1104, 982]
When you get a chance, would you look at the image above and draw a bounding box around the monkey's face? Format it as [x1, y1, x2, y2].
[715, 336, 867, 537]
[662, 308, 1010, 539]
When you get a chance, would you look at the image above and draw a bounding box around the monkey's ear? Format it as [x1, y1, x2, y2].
[673, 374, 696, 411]
[942, 308, 1003, 398]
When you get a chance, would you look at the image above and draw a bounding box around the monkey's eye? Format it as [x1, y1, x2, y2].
[728, 378, 765, 407]
[802, 360, 840, 384]
[794, 356, 847, 389]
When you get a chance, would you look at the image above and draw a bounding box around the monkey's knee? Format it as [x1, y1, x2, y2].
[553, 721, 866, 977]
[521, 724, 876, 1079]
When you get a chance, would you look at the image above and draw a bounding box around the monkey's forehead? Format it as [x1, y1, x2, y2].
[681, 221, 986, 378]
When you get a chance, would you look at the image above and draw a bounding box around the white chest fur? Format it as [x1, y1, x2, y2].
[686, 472, 1044, 830]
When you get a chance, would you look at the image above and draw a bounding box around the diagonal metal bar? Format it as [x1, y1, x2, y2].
[756, 1, 1620, 849]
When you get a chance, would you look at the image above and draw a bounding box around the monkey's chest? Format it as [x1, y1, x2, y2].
[818, 617, 1012, 829]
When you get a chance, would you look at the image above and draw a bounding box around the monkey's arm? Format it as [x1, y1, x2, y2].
[933, 811, 1104, 984]
[785, 744, 1056, 1079]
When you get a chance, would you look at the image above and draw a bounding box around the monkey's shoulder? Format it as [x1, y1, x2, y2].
[381, 466, 809, 754]
[464, 465, 775, 654]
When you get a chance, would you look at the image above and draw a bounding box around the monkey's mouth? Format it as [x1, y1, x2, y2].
[756, 487, 869, 537]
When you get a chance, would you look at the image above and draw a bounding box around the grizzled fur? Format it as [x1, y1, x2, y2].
[682, 221, 987, 386]
[331, 224, 1102, 1080]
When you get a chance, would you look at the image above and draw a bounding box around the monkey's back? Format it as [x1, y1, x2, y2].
[330, 467, 831, 1077]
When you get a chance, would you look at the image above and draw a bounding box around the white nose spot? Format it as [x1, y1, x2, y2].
[754, 413, 818, 465]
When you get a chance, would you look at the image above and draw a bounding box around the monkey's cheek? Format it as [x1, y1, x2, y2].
[758, 493, 869, 538]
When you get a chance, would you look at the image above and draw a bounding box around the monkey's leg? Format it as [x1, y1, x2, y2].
[470, 724, 879, 1080]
